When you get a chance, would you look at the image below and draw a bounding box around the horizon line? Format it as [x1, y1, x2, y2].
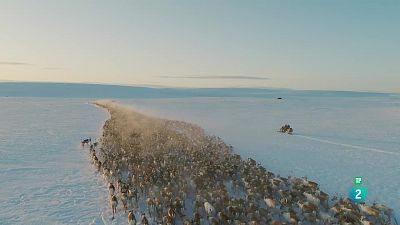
[0, 80, 398, 94]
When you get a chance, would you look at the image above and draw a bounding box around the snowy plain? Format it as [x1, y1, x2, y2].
[0, 98, 110, 225]
[0, 84, 399, 224]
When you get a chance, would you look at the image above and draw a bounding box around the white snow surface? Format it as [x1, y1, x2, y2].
[0, 98, 111, 225]
[1, 93, 399, 224]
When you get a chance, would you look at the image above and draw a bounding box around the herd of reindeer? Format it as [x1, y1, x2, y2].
[80, 112, 396, 225]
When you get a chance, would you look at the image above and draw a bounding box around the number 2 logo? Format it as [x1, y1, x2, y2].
[355, 189, 362, 199]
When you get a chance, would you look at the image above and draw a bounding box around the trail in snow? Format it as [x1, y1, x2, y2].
[293, 134, 400, 156]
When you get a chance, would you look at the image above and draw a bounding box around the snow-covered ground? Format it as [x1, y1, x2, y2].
[1, 90, 399, 224]
[0, 98, 111, 225]
[120, 95, 400, 217]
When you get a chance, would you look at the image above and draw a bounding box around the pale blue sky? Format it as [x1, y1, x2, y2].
[0, 1, 399, 92]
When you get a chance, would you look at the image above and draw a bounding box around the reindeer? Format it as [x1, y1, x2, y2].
[141, 213, 150, 225]
[128, 211, 136, 224]
[146, 197, 155, 218]
[204, 201, 216, 218]
[110, 195, 118, 220]
[167, 206, 176, 225]
[81, 138, 91, 147]
[121, 192, 128, 213]
[108, 182, 115, 196]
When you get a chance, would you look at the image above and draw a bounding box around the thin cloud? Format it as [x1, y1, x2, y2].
[0, 61, 31, 66]
[160, 75, 269, 80]
[43, 67, 63, 70]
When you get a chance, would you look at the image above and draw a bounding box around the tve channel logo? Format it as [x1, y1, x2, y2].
[349, 176, 367, 203]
